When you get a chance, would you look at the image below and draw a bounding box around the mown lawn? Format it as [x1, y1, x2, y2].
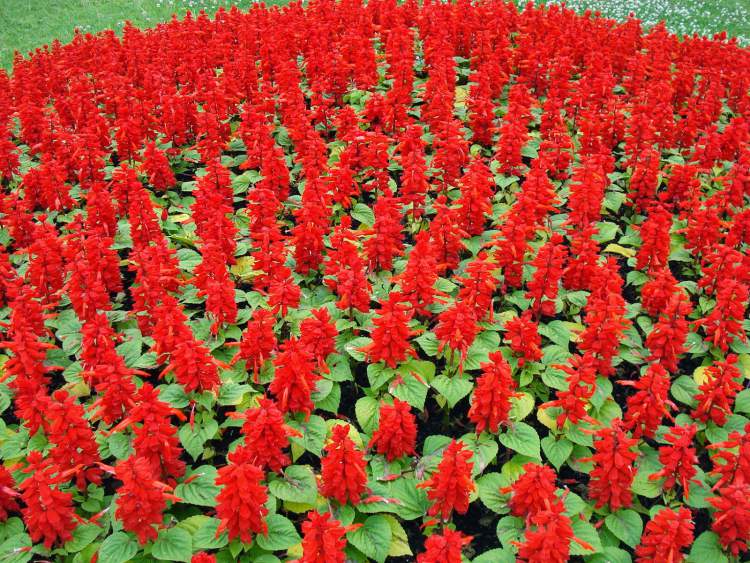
[1, 0, 748, 69]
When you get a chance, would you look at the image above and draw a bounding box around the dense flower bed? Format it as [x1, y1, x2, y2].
[0, 1, 749, 561]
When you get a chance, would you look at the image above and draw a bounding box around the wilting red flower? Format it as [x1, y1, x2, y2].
[506, 463, 558, 518]
[708, 422, 750, 490]
[19, 452, 77, 549]
[300, 511, 360, 563]
[270, 338, 321, 419]
[636, 507, 693, 563]
[321, 424, 368, 505]
[691, 355, 743, 426]
[419, 440, 475, 521]
[434, 301, 479, 366]
[237, 397, 297, 473]
[417, 528, 472, 563]
[215, 449, 269, 544]
[709, 483, 750, 557]
[621, 363, 676, 439]
[468, 351, 521, 434]
[504, 311, 543, 366]
[649, 424, 699, 498]
[369, 398, 418, 461]
[115, 455, 175, 545]
[363, 292, 417, 368]
[582, 419, 638, 511]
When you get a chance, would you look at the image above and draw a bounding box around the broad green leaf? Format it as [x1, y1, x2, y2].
[541, 436, 573, 470]
[499, 422, 541, 459]
[432, 374, 473, 408]
[347, 515, 391, 563]
[192, 517, 229, 550]
[63, 524, 100, 553]
[152, 527, 192, 562]
[175, 466, 220, 507]
[355, 396, 380, 435]
[688, 532, 728, 563]
[269, 465, 319, 505]
[98, 532, 139, 563]
[178, 419, 218, 460]
[390, 372, 429, 411]
[255, 514, 301, 551]
[570, 518, 602, 555]
[476, 472, 510, 514]
[383, 515, 411, 557]
[605, 509, 643, 548]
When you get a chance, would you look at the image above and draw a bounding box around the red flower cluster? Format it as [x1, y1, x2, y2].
[419, 440, 475, 521]
[321, 424, 368, 505]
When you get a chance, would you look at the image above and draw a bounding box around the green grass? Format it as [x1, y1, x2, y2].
[0, 0, 747, 70]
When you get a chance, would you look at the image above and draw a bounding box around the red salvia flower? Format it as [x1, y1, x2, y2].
[468, 351, 521, 434]
[270, 338, 321, 419]
[141, 141, 176, 192]
[515, 497, 588, 563]
[419, 440, 475, 521]
[581, 419, 638, 511]
[320, 424, 368, 505]
[115, 455, 175, 545]
[215, 449, 269, 545]
[19, 452, 77, 549]
[504, 311, 543, 366]
[434, 301, 479, 367]
[709, 483, 750, 557]
[707, 423, 750, 490]
[397, 231, 440, 317]
[237, 397, 296, 473]
[649, 424, 699, 498]
[237, 307, 277, 382]
[417, 528, 472, 563]
[621, 363, 676, 439]
[526, 233, 567, 318]
[299, 307, 338, 369]
[363, 292, 417, 368]
[635, 507, 694, 563]
[369, 398, 418, 461]
[506, 463, 558, 518]
[692, 355, 743, 426]
[191, 553, 216, 563]
[300, 511, 360, 563]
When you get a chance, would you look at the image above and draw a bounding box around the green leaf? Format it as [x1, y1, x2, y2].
[496, 515, 524, 549]
[344, 337, 371, 361]
[735, 388, 750, 414]
[390, 372, 429, 411]
[255, 514, 301, 551]
[152, 527, 192, 562]
[355, 396, 380, 435]
[63, 524, 100, 553]
[671, 376, 699, 407]
[605, 509, 643, 548]
[587, 547, 632, 563]
[509, 392, 535, 422]
[107, 432, 132, 460]
[98, 532, 139, 563]
[688, 532, 728, 563]
[383, 515, 412, 557]
[538, 320, 572, 348]
[159, 384, 190, 409]
[217, 382, 251, 406]
[175, 465, 220, 507]
[432, 374, 473, 408]
[499, 422, 541, 459]
[570, 518, 602, 555]
[541, 436, 573, 470]
[391, 478, 430, 520]
[178, 419, 218, 460]
[347, 515, 392, 563]
[192, 517, 228, 550]
[269, 465, 318, 505]
[352, 202, 376, 227]
[460, 433, 499, 475]
[476, 472, 510, 514]
[288, 415, 327, 456]
[472, 548, 515, 563]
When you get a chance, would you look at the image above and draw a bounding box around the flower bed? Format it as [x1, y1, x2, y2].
[0, 1, 749, 562]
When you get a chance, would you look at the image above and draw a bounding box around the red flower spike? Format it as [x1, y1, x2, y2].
[299, 510, 360, 563]
[649, 424, 699, 499]
[215, 449, 269, 545]
[114, 456, 174, 545]
[506, 463, 558, 518]
[320, 424, 368, 505]
[419, 440, 475, 521]
[362, 292, 417, 368]
[369, 398, 418, 461]
[709, 483, 750, 557]
[468, 351, 521, 434]
[238, 397, 296, 473]
[417, 527, 472, 563]
[270, 338, 321, 419]
[636, 507, 693, 563]
[691, 355, 743, 426]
